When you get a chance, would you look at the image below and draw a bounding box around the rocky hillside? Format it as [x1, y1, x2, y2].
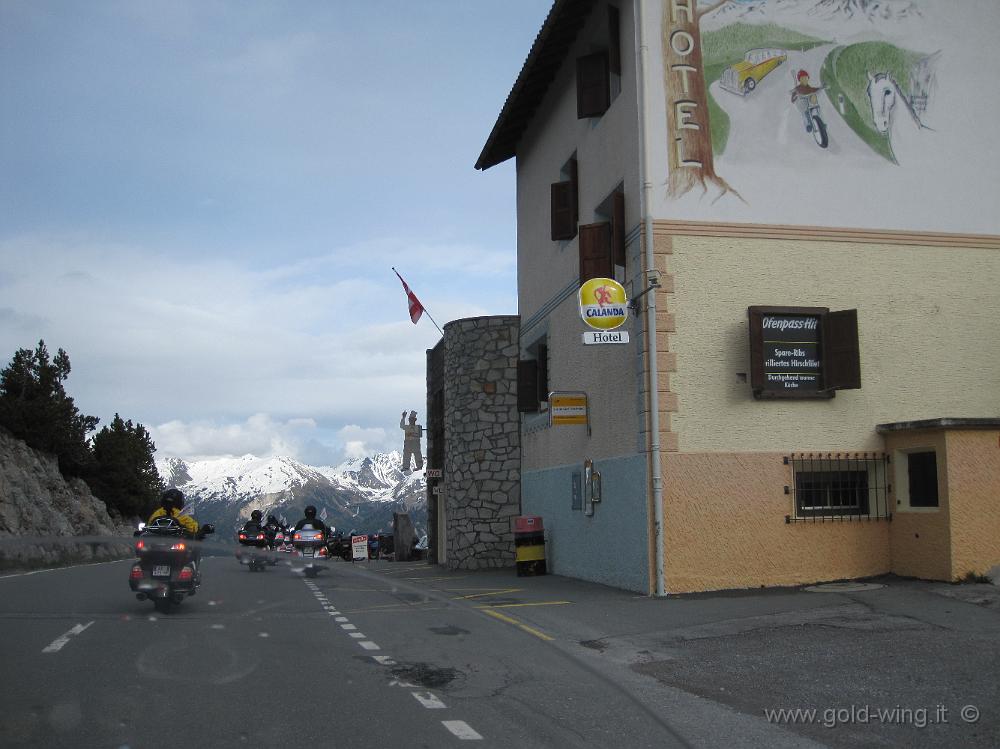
[0, 427, 132, 569]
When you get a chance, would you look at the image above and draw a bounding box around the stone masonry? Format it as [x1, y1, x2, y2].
[441, 315, 520, 570]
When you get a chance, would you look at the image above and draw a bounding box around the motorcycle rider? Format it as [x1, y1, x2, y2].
[293, 505, 328, 536]
[148, 488, 200, 536]
[146, 488, 203, 575]
[791, 69, 823, 132]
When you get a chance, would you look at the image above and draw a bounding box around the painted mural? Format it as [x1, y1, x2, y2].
[657, 0, 999, 234]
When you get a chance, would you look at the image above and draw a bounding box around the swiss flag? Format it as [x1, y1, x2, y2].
[393, 268, 425, 325]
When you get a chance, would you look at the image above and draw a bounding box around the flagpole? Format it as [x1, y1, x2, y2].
[391, 267, 444, 336]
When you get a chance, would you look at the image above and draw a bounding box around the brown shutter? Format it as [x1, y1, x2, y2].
[536, 344, 549, 400]
[569, 157, 579, 226]
[611, 191, 626, 270]
[517, 360, 539, 412]
[822, 309, 861, 390]
[550, 181, 576, 240]
[579, 222, 613, 283]
[747, 307, 766, 393]
[608, 6, 621, 76]
[576, 51, 610, 119]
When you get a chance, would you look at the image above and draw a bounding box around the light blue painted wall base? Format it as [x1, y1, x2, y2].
[522, 454, 649, 593]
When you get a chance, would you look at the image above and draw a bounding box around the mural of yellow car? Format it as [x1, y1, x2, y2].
[719, 48, 788, 95]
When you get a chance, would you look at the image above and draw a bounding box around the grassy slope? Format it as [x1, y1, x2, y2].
[822, 41, 925, 163]
[701, 23, 827, 155]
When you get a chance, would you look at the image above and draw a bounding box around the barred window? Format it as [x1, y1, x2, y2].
[786, 453, 891, 522]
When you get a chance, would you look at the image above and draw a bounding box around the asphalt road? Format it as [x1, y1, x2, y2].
[0, 554, 690, 748]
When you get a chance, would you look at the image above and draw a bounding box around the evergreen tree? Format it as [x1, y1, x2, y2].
[89, 414, 163, 518]
[0, 340, 98, 476]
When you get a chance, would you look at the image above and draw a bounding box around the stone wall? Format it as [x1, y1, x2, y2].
[442, 315, 520, 570]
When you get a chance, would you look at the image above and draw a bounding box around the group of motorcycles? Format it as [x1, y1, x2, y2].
[236, 525, 395, 577]
[127, 517, 394, 613]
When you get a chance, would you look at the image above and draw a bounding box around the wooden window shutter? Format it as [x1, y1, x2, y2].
[576, 51, 610, 119]
[536, 344, 549, 401]
[611, 191, 625, 269]
[822, 309, 861, 390]
[579, 222, 613, 284]
[550, 181, 576, 240]
[747, 307, 766, 392]
[569, 157, 579, 225]
[517, 360, 539, 412]
[608, 6, 621, 75]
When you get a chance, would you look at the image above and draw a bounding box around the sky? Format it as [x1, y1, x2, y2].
[1, 0, 550, 466]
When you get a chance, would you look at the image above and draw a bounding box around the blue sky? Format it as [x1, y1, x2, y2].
[1, 0, 549, 465]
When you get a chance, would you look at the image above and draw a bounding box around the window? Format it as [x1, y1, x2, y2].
[906, 451, 939, 507]
[550, 156, 578, 241]
[517, 340, 549, 413]
[579, 222, 612, 283]
[786, 454, 891, 521]
[594, 187, 626, 282]
[576, 51, 610, 118]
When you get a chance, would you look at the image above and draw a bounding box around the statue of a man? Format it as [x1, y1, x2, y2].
[400, 410, 423, 472]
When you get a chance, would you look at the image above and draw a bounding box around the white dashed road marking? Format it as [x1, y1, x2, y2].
[349, 632, 366, 639]
[442, 721, 484, 740]
[340, 623, 357, 630]
[359, 641, 380, 650]
[412, 692, 447, 709]
[42, 621, 94, 653]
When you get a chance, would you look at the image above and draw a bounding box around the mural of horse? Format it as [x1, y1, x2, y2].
[866, 71, 930, 163]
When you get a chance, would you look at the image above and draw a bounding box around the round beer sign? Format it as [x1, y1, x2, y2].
[578, 278, 628, 331]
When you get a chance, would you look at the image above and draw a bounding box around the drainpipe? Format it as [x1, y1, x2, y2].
[635, 0, 666, 597]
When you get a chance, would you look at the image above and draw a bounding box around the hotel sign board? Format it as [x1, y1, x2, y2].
[748, 306, 861, 399]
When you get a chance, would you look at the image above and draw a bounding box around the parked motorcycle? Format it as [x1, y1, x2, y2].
[129, 517, 215, 613]
[291, 527, 329, 577]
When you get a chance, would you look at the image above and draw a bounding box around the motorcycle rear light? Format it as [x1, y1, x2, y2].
[294, 533, 301, 540]
[130, 565, 143, 579]
[239, 533, 246, 540]
[178, 566, 194, 582]
[256, 533, 265, 540]
[135, 540, 145, 551]
[169, 542, 187, 551]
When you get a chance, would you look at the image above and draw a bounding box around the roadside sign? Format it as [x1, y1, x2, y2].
[579, 278, 628, 331]
[427, 468, 442, 478]
[351, 535, 368, 561]
[550, 394, 587, 425]
[582, 330, 630, 345]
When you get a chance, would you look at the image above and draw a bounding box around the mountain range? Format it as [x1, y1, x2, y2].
[156, 451, 426, 542]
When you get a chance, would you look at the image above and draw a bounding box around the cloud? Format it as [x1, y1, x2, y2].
[0, 232, 474, 462]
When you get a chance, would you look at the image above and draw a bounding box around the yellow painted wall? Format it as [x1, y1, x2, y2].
[946, 430, 1000, 578]
[665, 235, 1000, 452]
[663, 452, 890, 593]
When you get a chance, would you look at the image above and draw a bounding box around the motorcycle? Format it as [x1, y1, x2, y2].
[795, 90, 828, 149]
[291, 526, 329, 577]
[129, 518, 215, 613]
[237, 527, 270, 572]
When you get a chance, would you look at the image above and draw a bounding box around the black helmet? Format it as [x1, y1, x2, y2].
[161, 488, 184, 511]
[267, 515, 277, 523]
[304, 505, 317, 519]
[250, 510, 262, 522]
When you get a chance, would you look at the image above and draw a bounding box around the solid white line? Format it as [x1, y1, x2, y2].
[42, 621, 94, 653]
[412, 692, 447, 709]
[359, 641, 380, 650]
[0, 559, 131, 580]
[442, 721, 483, 740]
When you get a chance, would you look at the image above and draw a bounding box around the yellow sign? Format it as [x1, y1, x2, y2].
[550, 394, 588, 425]
[578, 278, 628, 331]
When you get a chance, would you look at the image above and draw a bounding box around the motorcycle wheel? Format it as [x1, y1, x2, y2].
[811, 114, 828, 148]
[304, 567, 318, 578]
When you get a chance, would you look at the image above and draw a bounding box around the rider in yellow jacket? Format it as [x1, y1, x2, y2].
[148, 488, 200, 536]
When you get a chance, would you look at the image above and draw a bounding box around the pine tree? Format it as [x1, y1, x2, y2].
[0, 340, 98, 476]
[89, 414, 163, 518]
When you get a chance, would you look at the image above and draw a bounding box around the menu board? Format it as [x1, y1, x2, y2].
[761, 314, 822, 393]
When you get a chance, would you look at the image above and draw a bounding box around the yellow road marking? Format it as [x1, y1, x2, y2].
[476, 601, 571, 609]
[482, 609, 554, 641]
[452, 588, 523, 600]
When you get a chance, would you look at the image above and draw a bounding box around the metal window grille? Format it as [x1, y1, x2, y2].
[784, 453, 892, 523]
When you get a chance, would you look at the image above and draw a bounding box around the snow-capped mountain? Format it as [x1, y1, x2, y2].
[707, 0, 922, 31]
[155, 451, 426, 540]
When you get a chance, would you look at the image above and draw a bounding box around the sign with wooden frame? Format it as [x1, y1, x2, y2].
[747, 306, 861, 399]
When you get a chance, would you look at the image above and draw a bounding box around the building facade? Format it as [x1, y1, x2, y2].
[477, 0, 1000, 593]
